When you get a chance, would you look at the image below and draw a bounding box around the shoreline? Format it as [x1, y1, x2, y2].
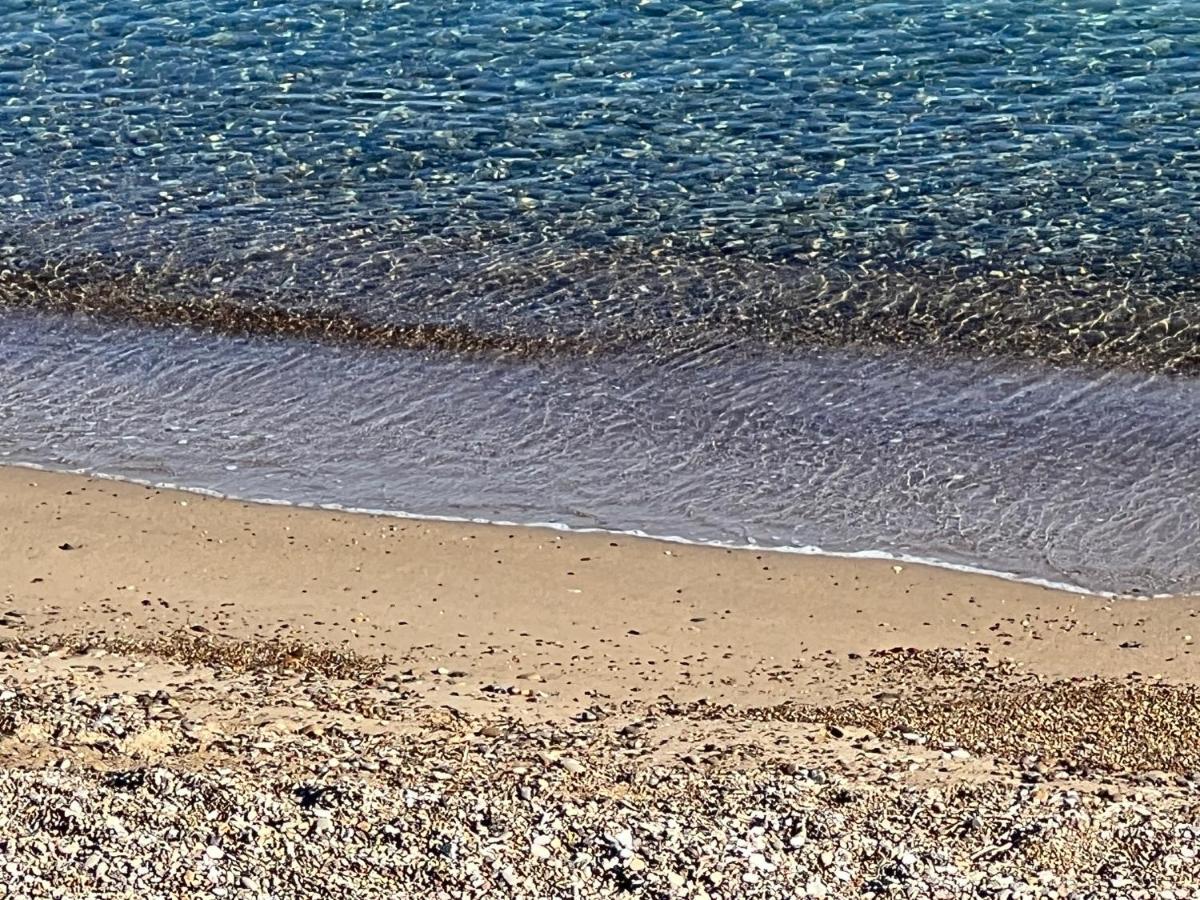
[0, 459, 1145, 599]
[7, 310, 1197, 601]
[5, 465, 1200, 896]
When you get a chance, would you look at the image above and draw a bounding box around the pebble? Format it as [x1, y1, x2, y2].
[0, 636, 1193, 899]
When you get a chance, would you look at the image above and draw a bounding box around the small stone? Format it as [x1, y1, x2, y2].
[748, 852, 774, 872]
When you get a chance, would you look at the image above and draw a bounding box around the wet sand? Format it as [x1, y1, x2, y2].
[4, 466, 1200, 715]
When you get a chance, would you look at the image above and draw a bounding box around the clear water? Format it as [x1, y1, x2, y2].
[1, 1, 1198, 592]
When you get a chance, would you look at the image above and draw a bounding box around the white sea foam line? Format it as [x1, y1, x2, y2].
[4, 459, 1163, 600]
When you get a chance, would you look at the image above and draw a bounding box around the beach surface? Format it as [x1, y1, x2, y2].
[3, 465, 1200, 898]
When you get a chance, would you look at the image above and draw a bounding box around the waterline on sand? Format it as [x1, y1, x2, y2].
[0, 460, 1155, 600]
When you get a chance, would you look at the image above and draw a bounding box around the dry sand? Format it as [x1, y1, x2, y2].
[3, 465, 1200, 898]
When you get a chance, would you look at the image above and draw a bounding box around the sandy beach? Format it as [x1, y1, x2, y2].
[3, 465, 1200, 898]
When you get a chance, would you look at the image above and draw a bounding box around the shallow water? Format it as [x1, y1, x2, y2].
[3, 310, 1197, 595]
[1, 1, 1199, 592]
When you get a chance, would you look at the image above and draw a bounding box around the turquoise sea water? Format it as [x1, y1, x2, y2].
[1, 1, 1198, 592]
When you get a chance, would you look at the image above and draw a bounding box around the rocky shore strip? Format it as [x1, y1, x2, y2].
[1, 633, 1199, 899]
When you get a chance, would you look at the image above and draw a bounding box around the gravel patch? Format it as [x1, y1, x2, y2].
[1, 640, 1199, 898]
